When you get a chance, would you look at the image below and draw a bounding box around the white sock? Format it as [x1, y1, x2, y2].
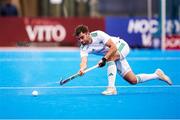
[107, 61, 117, 88]
[136, 73, 158, 83]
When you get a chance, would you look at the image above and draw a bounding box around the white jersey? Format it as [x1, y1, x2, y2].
[80, 30, 126, 57]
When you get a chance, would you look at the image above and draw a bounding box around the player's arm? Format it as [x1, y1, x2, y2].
[104, 39, 117, 60]
[98, 39, 117, 67]
[79, 56, 88, 75]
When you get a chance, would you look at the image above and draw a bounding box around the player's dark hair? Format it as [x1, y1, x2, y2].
[74, 25, 89, 36]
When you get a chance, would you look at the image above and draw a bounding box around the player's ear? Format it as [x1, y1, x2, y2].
[86, 32, 90, 36]
[86, 33, 91, 38]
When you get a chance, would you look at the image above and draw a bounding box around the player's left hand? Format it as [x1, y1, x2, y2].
[98, 57, 107, 67]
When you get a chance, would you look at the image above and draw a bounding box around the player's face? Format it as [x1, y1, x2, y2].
[77, 32, 91, 45]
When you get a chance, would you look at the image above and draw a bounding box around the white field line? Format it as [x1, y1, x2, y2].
[0, 57, 180, 62]
[0, 85, 180, 90]
[0, 47, 79, 52]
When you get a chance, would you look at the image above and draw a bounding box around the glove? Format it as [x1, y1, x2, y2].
[98, 57, 107, 67]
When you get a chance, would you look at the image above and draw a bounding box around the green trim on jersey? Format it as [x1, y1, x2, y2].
[118, 43, 125, 52]
[91, 32, 98, 37]
[80, 45, 87, 51]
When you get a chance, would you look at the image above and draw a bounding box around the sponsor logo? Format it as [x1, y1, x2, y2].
[128, 19, 180, 48]
[26, 25, 66, 42]
[166, 36, 180, 49]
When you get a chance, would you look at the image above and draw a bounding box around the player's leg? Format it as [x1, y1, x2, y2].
[102, 60, 117, 95]
[123, 69, 158, 85]
[115, 39, 172, 85]
[117, 59, 172, 85]
[102, 39, 130, 95]
[116, 58, 137, 84]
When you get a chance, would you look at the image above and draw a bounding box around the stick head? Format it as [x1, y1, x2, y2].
[60, 80, 64, 85]
[59, 77, 64, 85]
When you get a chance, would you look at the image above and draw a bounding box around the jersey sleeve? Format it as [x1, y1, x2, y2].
[80, 45, 88, 57]
[97, 30, 111, 44]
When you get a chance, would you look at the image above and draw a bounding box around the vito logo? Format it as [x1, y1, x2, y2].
[26, 25, 66, 42]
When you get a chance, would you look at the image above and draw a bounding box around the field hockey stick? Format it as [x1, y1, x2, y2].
[60, 64, 99, 85]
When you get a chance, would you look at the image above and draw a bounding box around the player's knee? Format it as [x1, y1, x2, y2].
[124, 72, 138, 85]
[128, 78, 138, 85]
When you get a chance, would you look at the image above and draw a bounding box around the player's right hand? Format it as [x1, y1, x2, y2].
[78, 69, 85, 76]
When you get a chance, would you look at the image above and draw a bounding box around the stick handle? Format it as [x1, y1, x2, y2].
[60, 64, 99, 85]
[84, 64, 99, 73]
